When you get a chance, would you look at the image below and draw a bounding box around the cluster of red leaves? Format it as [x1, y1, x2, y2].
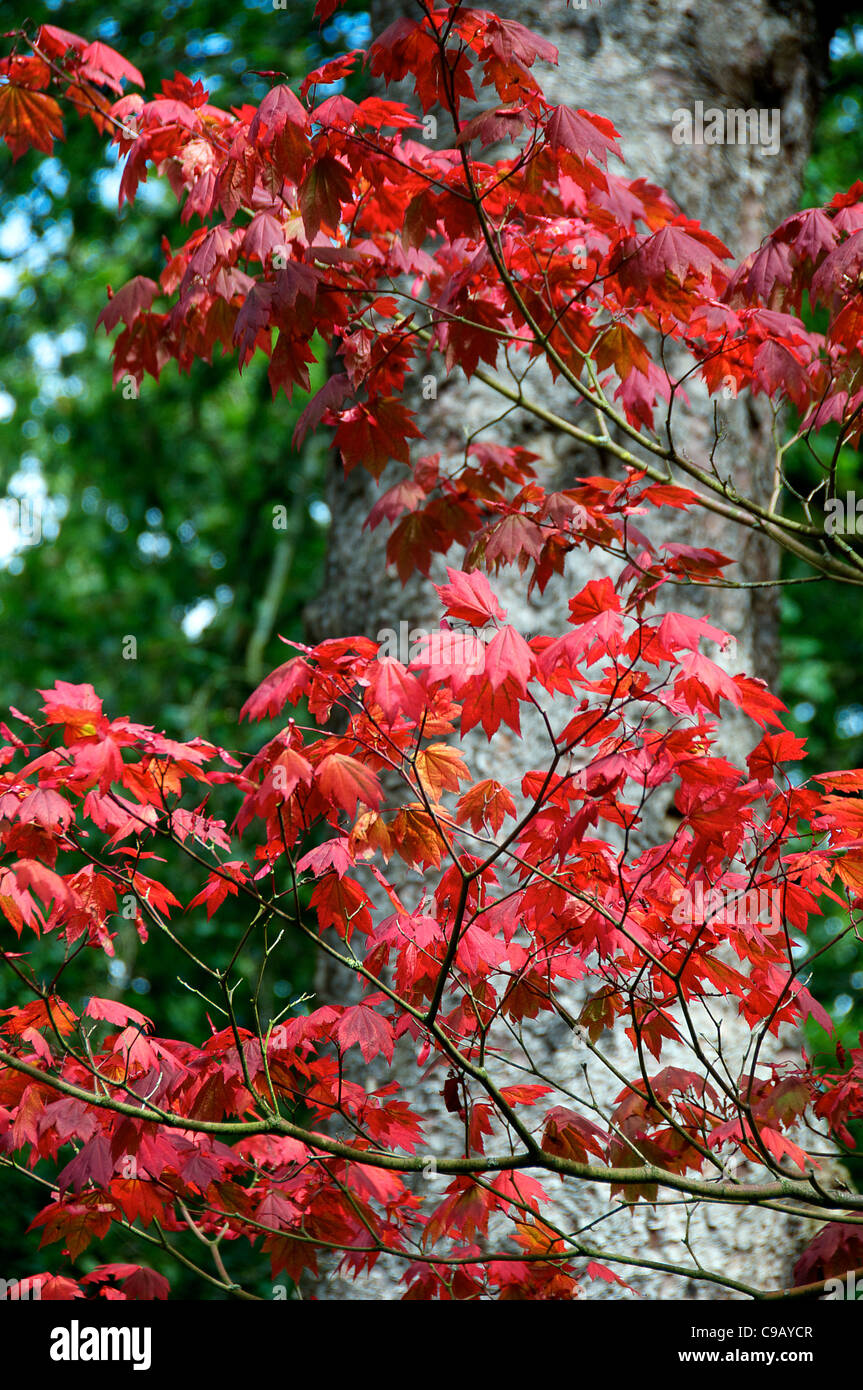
[4, 5, 863, 558]
[0, 562, 858, 1296]
[3, 1, 863, 1299]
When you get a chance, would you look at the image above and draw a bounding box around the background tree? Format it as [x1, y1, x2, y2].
[310, 0, 852, 1299]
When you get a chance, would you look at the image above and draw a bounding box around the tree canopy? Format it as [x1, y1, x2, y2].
[3, 0, 863, 1305]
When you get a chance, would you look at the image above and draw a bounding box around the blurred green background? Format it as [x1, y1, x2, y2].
[780, 23, 863, 1116]
[0, 0, 368, 1298]
[0, 0, 862, 1295]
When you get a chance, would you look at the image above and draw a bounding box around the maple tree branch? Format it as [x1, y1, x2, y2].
[415, 40, 863, 589]
[2, 1040, 859, 1220]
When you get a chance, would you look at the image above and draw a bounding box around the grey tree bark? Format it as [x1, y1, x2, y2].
[306, 0, 839, 1299]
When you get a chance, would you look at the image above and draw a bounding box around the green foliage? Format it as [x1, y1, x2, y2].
[782, 16, 863, 1175]
[0, 0, 369, 1294]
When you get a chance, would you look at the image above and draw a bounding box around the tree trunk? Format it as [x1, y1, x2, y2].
[307, 0, 833, 1299]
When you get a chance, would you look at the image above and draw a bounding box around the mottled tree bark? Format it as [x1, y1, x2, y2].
[307, 0, 837, 1299]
